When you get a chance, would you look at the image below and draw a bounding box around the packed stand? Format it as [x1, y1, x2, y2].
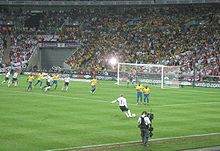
[10, 33, 38, 68]
[64, 6, 219, 81]
[0, 10, 39, 70]
[0, 5, 219, 81]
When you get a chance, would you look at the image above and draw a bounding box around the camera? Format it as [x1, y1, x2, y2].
[147, 112, 154, 122]
[147, 112, 154, 137]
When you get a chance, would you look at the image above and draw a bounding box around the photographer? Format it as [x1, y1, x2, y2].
[138, 111, 151, 146]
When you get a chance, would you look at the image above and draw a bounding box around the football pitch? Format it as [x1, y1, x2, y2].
[0, 75, 220, 151]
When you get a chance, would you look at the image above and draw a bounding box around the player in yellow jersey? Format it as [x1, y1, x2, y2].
[52, 74, 59, 89]
[136, 82, 143, 104]
[143, 86, 150, 105]
[90, 77, 97, 94]
[34, 73, 43, 88]
[27, 74, 35, 91]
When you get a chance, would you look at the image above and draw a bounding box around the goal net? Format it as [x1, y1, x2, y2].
[116, 63, 180, 89]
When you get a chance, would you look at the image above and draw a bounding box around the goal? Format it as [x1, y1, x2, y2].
[116, 63, 180, 89]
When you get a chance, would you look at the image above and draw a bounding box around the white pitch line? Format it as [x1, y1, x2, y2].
[67, 84, 220, 95]
[154, 101, 220, 108]
[0, 89, 108, 104]
[0, 75, 220, 95]
[82, 83, 220, 95]
[0, 89, 219, 108]
[46, 132, 220, 151]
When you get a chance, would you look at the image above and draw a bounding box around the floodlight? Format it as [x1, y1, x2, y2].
[110, 57, 117, 66]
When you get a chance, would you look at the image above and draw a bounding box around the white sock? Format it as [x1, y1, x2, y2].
[8, 81, 11, 87]
[66, 87, 68, 91]
[124, 112, 129, 118]
[45, 86, 51, 92]
[127, 110, 132, 117]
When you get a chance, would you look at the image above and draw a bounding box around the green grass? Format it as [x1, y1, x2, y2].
[0, 75, 220, 151]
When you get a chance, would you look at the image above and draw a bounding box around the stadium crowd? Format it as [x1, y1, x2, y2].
[64, 6, 220, 80]
[0, 9, 38, 70]
[0, 5, 219, 81]
[0, 34, 3, 68]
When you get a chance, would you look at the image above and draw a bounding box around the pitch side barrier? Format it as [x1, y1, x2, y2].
[21, 72, 220, 88]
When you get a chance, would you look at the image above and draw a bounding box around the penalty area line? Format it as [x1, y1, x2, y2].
[46, 132, 220, 151]
[0, 89, 219, 108]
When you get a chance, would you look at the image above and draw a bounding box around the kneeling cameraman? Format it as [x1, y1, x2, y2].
[138, 111, 151, 146]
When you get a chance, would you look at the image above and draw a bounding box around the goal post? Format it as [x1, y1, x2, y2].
[116, 62, 180, 89]
[162, 65, 180, 88]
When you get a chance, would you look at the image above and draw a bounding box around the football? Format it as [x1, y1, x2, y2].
[132, 113, 136, 117]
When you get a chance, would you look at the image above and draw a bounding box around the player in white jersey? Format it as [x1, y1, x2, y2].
[111, 94, 133, 118]
[1, 70, 11, 86]
[42, 75, 53, 92]
[62, 76, 70, 91]
[8, 71, 19, 87]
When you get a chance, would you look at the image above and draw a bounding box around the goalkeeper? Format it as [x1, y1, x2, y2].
[127, 74, 135, 88]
